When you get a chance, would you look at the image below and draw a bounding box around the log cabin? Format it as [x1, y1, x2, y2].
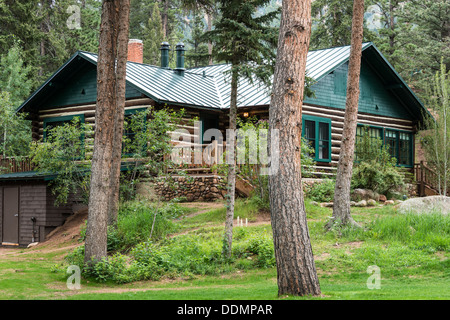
[0, 39, 430, 246]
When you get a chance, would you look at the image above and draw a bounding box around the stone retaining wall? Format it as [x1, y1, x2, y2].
[153, 175, 227, 202]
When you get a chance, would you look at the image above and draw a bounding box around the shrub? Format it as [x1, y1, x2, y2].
[305, 179, 335, 202]
[246, 233, 275, 268]
[352, 126, 406, 196]
[351, 160, 405, 196]
[107, 201, 188, 252]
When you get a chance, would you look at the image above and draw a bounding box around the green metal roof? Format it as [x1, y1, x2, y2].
[0, 171, 57, 182]
[0, 164, 133, 182]
[17, 42, 429, 122]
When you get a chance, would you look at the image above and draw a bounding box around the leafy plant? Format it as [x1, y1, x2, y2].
[120, 106, 186, 201]
[352, 125, 405, 196]
[305, 179, 336, 202]
[29, 117, 91, 205]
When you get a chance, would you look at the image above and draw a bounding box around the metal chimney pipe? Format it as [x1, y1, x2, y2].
[175, 42, 186, 75]
[160, 42, 170, 69]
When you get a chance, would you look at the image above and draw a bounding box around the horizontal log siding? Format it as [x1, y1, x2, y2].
[34, 98, 414, 174]
[37, 98, 202, 151]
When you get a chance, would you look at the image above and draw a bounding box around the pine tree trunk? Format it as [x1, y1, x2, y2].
[329, 0, 365, 229]
[108, 0, 130, 226]
[223, 65, 238, 258]
[84, 0, 129, 263]
[207, 12, 213, 65]
[268, 0, 321, 297]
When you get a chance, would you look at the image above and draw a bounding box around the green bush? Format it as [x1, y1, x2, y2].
[305, 179, 335, 202]
[352, 126, 406, 196]
[351, 160, 405, 196]
[246, 233, 275, 268]
[107, 201, 188, 252]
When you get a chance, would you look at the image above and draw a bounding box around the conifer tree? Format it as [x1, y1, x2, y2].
[268, 0, 321, 297]
[143, 2, 164, 65]
[203, 0, 279, 258]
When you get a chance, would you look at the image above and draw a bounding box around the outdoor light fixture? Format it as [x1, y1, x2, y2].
[243, 112, 249, 117]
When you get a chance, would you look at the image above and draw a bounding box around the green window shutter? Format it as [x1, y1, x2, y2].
[302, 115, 331, 163]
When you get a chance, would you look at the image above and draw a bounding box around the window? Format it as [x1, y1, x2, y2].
[385, 129, 397, 160]
[355, 124, 413, 167]
[43, 114, 85, 142]
[43, 114, 86, 160]
[384, 129, 413, 167]
[302, 115, 331, 162]
[398, 132, 412, 166]
[355, 125, 383, 162]
[122, 108, 148, 156]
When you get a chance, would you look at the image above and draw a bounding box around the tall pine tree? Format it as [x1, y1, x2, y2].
[143, 2, 164, 65]
[203, 0, 279, 258]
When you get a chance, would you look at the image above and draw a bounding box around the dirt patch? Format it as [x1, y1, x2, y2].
[315, 252, 331, 261]
[31, 208, 88, 252]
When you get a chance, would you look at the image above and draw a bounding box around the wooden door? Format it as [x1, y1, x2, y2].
[3, 187, 19, 244]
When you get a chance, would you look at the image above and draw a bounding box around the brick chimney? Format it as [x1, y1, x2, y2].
[127, 39, 143, 64]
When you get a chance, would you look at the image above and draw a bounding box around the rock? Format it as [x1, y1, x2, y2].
[350, 201, 356, 207]
[320, 202, 334, 208]
[27, 242, 39, 248]
[397, 196, 450, 215]
[384, 200, 395, 205]
[355, 200, 367, 207]
[379, 194, 387, 202]
[310, 201, 319, 206]
[351, 189, 379, 201]
[367, 199, 377, 206]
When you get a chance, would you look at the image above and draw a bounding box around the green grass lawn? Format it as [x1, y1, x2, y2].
[0, 198, 449, 300]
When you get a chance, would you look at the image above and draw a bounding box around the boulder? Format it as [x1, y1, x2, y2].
[351, 189, 379, 201]
[384, 200, 395, 205]
[320, 202, 334, 208]
[397, 196, 450, 215]
[367, 199, 377, 206]
[355, 200, 367, 207]
[379, 194, 387, 202]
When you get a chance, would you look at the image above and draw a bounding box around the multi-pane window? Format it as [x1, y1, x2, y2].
[385, 130, 397, 160]
[302, 115, 331, 162]
[355, 125, 383, 162]
[398, 132, 412, 166]
[122, 108, 147, 156]
[355, 124, 413, 167]
[43, 114, 85, 142]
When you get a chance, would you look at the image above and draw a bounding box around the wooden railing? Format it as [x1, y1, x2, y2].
[0, 156, 34, 174]
[166, 140, 226, 175]
[414, 161, 449, 196]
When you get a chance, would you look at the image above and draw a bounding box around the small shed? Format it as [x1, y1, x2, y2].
[0, 171, 83, 247]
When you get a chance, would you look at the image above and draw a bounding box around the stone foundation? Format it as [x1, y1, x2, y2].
[153, 175, 227, 202]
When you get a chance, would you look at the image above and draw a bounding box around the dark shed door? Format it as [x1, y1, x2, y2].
[3, 187, 19, 244]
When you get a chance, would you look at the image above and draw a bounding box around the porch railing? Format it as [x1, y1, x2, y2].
[414, 161, 449, 196]
[0, 156, 34, 174]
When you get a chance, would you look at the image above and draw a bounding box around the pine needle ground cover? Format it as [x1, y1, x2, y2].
[0, 199, 448, 300]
